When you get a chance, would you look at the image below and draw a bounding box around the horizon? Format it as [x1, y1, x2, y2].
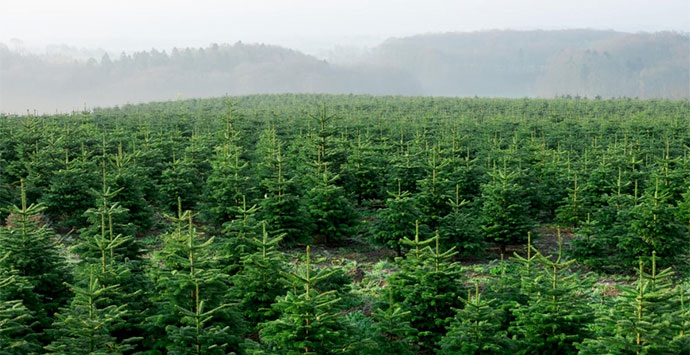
[4, 28, 689, 64]
[3, 0, 689, 58]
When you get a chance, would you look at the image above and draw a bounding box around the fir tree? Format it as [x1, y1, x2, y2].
[342, 131, 386, 204]
[0, 261, 40, 354]
[73, 172, 153, 352]
[373, 183, 422, 257]
[255, 246, 351, 354]
[626, 178, 688, 266]
[219, 195, 262, 276]
[480, 169, 532, 254]
[149, 200, 245, 354]
[0, 180, 71, 344]
[555, 173, 587, 228]
[415, 145, 452, 230]
[578, 252, 688, 354]
[45, 267, 134, 354]
[230, 223, 288, 330]
[371, 287, 417, 355]
[158, 152, 201, 214]
[108, 142, 153, 235]
[257, 143, 311, 245]
[389, 231, 465, 349]
[202, 101, 251, 227]
[439, 281, 515, 355]
[305, 165, 359, 246]
[439, 184, 483, 256]
[41, 146, 99, 230]
[510, 230, 594, 355]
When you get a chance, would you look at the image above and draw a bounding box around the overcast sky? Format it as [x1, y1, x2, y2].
[1, 0, 689, 55]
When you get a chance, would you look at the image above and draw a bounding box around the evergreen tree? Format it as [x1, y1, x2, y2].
[570, 174, 637, 271]
[626, 179, 689, 266]
[480, 169, 532, 254]
[0, 180, 71, 344]
[555, 173, 587, 228]
[439, 281, 515, 355]
[257, 143, 311, 245]
[342, 132, 386, 204]
[219, 196, 262, 276]
[678, 187, 690, 230]
[41, 147, 99, 230]
[254, 246, 351, 354]
[389, 231, 465, 349]
[373, 184, 422, 257]
[305, 165, 359, 245]
[510, 230, 594, 355]
[45, 267, 135, 354]
[370, 287, 417, 355]
[578, 253, 688, 354]
[77, 164, 145, 263]
[439, 184, 483, 256]
[415, 145, 451, 230]
[73, 172, 153, 352]
[107, 142, 153, 235]
[149, 200, 245, 354]
[230, 223, 288, 330]
[0, 261, 40, 354]
[202, 112, 250, 227]
[158, 152, 201, 214]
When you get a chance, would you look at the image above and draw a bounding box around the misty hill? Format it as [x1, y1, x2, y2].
[0, 42, 419, 113]
[1, 30, 688, 113]
[367, 30, 689, 98]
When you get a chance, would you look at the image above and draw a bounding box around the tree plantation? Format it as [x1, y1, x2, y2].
[0, 94, 688, 354]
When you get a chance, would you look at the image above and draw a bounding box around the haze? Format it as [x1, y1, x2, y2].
[1, 1, 689, 113]
[3, 0, 689, 55]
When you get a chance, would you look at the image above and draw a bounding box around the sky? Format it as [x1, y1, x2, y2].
[1, 0, 689, 56]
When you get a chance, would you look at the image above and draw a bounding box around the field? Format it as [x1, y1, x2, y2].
[0, 94, 688, 354]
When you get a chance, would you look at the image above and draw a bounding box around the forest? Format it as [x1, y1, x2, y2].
[0, 94, 688, 354]
[2, 30, 689, 113]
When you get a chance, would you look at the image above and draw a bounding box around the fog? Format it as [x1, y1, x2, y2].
[1, 1, 689, 113]
[3, 0, 688, 57]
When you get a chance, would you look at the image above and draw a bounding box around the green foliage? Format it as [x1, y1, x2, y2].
[149, 201, 245, 354]
[256, 139, 312, 245]
[158, 152, 202, 214]
[578, 253, 689, 354]
[370, 287, 417, 354]
[439, 184, 483, 256]
[374, 186, 421, 256]
[108, 142, 154, 235]
[415, 146, 452, 230]
[556, 174, 586, 228]
[202, 102, 251, 227]
[230, 223, 288, 330]
[0, 181, 71, 344]
[480, 169, 532, 253]
[40, 150, 99, 230]
[389, 231, 466, 349]
[256, 246, 350, 354]
[45, 267, 135, 354]
[0, 95, 688, 353]
[439, 281, 515, 355]
[626, 179, 689, 266]
[71, 176, 153, 351]
[342, 132, 386, 204]
[510, 230, 594, 355]
[305, 166, 359, 245]
[0, 265, 40, 354]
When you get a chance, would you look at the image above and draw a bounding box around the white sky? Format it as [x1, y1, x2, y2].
[1, 0, 689, 55]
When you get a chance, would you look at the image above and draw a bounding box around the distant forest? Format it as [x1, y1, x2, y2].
[1, 30, 688, 113]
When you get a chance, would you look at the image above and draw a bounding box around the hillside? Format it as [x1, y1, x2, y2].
[1, 30, 688, 113]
